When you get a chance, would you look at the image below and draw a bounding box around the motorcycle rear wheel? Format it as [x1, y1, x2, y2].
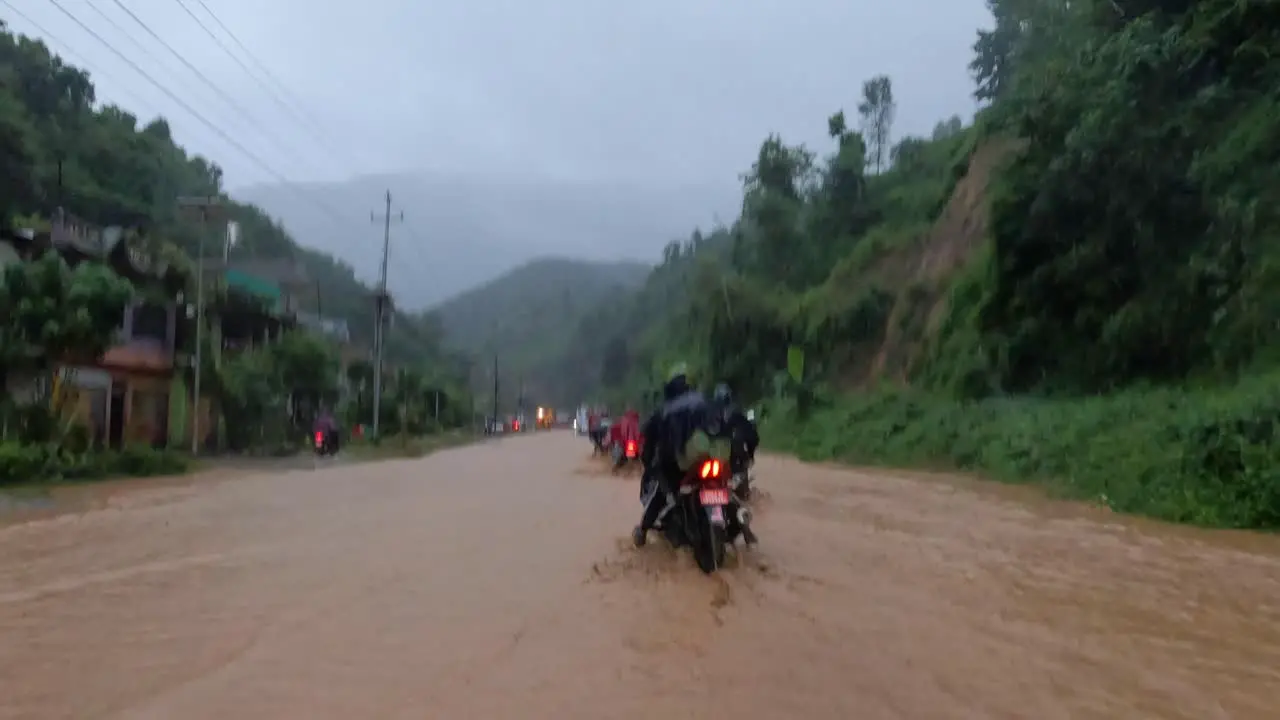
[692, 512, 727, 574]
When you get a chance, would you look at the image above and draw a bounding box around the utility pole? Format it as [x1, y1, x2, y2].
[491, 354, 499, 428]
[177, 196, 226, 456]
[370, 190, 403, 439]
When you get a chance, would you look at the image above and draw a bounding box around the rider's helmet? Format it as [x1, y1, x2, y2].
[712, 383, 732, 405]
[667, 362, 690, 385]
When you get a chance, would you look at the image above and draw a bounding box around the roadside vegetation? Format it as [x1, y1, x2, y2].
[551, 0, 1280, 528]
[0, 21, 473, 486]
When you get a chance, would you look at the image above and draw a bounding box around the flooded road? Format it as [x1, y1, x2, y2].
[2, 432, 1279, 719]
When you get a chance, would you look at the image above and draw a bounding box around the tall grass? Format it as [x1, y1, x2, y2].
[764, 375, 1280, 529]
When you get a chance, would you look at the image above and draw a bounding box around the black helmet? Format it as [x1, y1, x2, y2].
[712, 383, 732, 404]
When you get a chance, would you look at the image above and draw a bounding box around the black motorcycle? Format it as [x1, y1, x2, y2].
[648, 438, 756, 574]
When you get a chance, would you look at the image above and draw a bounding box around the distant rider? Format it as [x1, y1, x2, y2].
[313, 407, 339, 452]
[633, 364, 709, 547]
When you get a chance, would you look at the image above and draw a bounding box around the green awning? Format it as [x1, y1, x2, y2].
[224, 269, 281, 302]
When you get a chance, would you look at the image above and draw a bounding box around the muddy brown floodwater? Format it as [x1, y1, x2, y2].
[3, 433, 1280, 719]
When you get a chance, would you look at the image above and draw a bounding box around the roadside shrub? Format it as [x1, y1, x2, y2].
[763, 375, 1280, 529]
[0, 443, 189, 487]
[0, 442, 59, 485]
[105, 445, 189, 476]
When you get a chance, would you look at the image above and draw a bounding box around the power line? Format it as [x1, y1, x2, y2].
[173, 0, 437, 287]
[170, 0, 321, 139]
[80, 0, 212, 114]
[106, 0, 317, 175]
[189, 0, 330, 138]
[32, 0, 431, 315]
[40, 0, 379, 254]
[0, 1, 155, 115]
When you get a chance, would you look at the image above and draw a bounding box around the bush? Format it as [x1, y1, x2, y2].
[0, 442, 190, 487]
[763, 374, 1280, 529]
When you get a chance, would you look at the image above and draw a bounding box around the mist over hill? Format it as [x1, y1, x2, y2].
[234, 172, 738, 310]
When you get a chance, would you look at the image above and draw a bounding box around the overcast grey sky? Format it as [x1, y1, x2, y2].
[9, 0, 991, 190]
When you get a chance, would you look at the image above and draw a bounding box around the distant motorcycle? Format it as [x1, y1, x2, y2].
[313, 428, 339, 457]
[611, 436, 641, 470]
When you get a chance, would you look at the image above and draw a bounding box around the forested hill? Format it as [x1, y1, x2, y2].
[529, 0, 1280, 528]
[429, 257, 650, 405]
[560, 0, 1280, 404]
[0, 22, 444, 366]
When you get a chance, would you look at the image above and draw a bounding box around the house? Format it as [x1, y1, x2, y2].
[2, 214, 191, 450]
[58, 216, 187, 450]
[215, 258, 309, 356]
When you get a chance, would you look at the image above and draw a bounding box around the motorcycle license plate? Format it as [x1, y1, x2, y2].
[699, 488, 730, 506]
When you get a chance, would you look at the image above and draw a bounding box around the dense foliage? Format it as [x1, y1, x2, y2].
[0, 253, 135, 446]
[522, 0, 1280, 527]
[0, 20, 472, 479]
[0, 21, 451, 367]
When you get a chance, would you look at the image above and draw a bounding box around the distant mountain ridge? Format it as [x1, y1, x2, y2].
[233, 171, 738, 310]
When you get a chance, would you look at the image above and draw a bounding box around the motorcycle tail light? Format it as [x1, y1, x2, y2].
[625, 441, 637, 458]
[699, 459, 721, 479]
[314, 431, 323, 446]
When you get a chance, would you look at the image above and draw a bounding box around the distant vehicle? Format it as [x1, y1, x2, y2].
[313, 428, 339, 457]
[536, 406, 554, 429]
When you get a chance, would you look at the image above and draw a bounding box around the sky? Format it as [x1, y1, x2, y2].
[8, 0, 992, 189]
[5, 0, 994, 305]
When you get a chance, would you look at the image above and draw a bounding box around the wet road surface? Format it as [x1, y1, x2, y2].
[2, 431, 1279, 719]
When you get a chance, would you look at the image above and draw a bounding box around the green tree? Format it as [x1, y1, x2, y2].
[0, 253, 134, 441]
[857, 76, 895, 174]
[0, 253, 134, 379]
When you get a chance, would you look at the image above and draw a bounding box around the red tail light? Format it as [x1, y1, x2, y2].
[513, 421, 520, 431]
[314, 431, 324, 446]
[625, 440, 637, 458]
[699, 459, 722, 479]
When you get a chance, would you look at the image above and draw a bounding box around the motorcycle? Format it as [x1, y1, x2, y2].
[313, 428, 339, 457]
[649, 434, 755, 574]
[612, 436, 641, 470]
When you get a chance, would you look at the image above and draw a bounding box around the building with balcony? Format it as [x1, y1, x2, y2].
[1, 214, 191, 449]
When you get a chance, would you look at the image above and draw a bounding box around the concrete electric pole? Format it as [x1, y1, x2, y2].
[177, 195, 226, 455]
[370, 190, 403, 439]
